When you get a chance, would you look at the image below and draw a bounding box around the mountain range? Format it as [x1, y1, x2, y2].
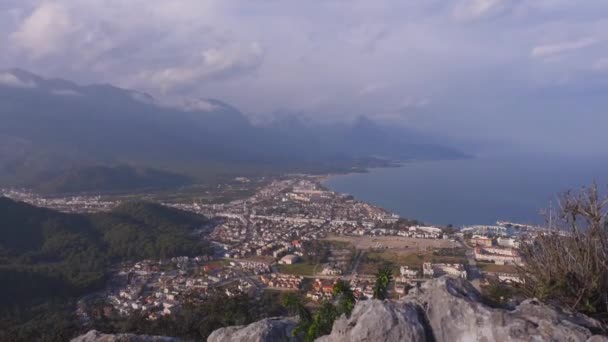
[0, 68, 466, 194]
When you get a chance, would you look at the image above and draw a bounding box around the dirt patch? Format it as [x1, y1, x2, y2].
[325, 235, 456, 252]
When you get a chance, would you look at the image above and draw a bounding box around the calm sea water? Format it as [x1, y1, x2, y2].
[324, 157, 607, 226]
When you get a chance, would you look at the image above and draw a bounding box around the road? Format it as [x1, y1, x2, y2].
[461, 238, 481, 290]
[347, 250, 364, 279]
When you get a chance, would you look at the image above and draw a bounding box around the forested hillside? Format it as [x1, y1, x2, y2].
[0, 197, 212, 341]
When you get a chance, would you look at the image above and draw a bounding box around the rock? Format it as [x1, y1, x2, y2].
[204, 277, 608, 342]
[71, 330, 181, 342]
[407, 277, 606, 342]
[316, 299, 426, 342]
[207, 317, 297, 342]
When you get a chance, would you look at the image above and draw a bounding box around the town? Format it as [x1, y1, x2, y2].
[48, 176, 539, 324]
[1, 177, 535, 324]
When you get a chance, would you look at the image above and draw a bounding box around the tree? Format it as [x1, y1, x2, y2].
[518, 184, 608, 317]
[373, 265, 393, 300]
[306, 301, 337, 342]
[282, 293, 312, 338]
[332, 280, 355, 317]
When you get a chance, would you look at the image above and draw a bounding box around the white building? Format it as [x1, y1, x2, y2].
[400, 266, 419, 278]
[279, 254, 300, 265]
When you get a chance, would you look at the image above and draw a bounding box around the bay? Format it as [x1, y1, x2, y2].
[324, 156, 607, 226]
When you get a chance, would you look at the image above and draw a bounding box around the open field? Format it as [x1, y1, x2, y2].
[325, 235, 456, 252]
[357, 249, 468, 275]
[236, 256, 276, 263]
[277, 263, 319, 276]
[476, 262, 518, 274]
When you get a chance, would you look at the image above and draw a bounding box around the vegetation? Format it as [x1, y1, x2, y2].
[302, 240, 332, 264]
[36, 164, 192, 194]
[282, 279, 357, 341]
[518, 184, 608, 318]
[333, 279, 356, 316]
[481, 280, 523, 309]
[373, 265, 393, 300]
[282, 293, 313, 338]
[93, 290, 287, 341]
[0, 197, 212, 341]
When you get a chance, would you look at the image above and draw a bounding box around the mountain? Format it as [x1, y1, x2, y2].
[263, 114, 467, 160]
[0, 197, 212, 340]
[0, 69, 466, 193]
[36, 164, 192, 194]
[0, 197, 210, 306]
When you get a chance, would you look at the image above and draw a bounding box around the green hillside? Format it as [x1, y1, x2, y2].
[0, 197, 212, 340]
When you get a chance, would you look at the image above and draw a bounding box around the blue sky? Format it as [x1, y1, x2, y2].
[1, 0, 607, 156]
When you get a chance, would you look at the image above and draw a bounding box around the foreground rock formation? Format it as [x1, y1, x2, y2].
[74, 277, 608, 342]
[212, 277, 608, 342]
[207, 317, 297, 342]
[71, 330, 181, 342]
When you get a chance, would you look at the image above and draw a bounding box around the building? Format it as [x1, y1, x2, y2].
[471, 236, 493, 247]
[474, 248, 522, 265]
[422, 263, 434, 277]
[496, 237, 520, 248]
[400, 266, 419, 278]
[279, 254, 300, 265]
[423, 262, 467, 279]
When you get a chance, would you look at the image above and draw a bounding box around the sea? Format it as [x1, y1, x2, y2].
[324, 156, 608, 227]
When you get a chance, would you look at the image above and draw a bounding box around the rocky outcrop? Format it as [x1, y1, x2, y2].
[316, 299, 426, 342]
[209, 277, 607, 342]
[71, 330, 181, 342]
[405, 277, 607, 342]
[207, 317, 297, 342]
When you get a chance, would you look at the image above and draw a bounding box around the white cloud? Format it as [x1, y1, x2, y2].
[531, 38, 598, 59]
[130, 42, 264, 92]
[0, 72, 36, 88]
[10, 2, 74, 59]
[453, 0, 512, 21]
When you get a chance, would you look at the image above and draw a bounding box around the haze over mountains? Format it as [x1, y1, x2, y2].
[0, 69, 465, 194]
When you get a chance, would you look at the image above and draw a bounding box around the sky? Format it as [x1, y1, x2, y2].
[1, 0, 608, 157]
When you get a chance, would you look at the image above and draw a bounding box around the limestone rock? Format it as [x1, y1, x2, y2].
[316, 299, 426, 342]
[71, 330, 181, 342]
[151, 276, 607, 342]
[207, 317, 297, 342]
[408, 277, 605, 342]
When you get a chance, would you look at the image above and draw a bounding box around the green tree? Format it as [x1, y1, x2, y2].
[332, 279, 355, 317]
[373, 265, 393, 300]
[282, 293, 312, 338]
[306, 301, 337, 342]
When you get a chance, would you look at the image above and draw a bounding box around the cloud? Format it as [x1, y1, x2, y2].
[50, 89, 81, 96]
[129, 42, 264, 92]
[10, 2, 74, 59]
[182, 99, 220, 112]
[359, 83, 389, 96]
[400, 97, 430, 109]
[2, 0, 608, 155]
[453, 0, 514, 21]
[531, 38, 598, 59]
[592, 57, 608, 71]
[0, 72, 36, 88]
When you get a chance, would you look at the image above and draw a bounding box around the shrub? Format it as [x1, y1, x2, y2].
[518, 184, 608, 317]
